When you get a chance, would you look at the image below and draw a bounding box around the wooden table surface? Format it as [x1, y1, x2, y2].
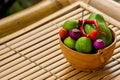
[0, 1, 120, 80]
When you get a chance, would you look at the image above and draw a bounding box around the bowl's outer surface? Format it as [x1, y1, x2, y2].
[59, 29, 116, 71]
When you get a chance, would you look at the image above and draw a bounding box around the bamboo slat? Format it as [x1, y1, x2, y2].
[89, 64, 120, 80]
[0, 63, 37, 80]
[77, 60, 119, 80]
[22, 69, 46, 80]
[0, 45, 6, 50]
[0, 54, 21, 66]
[0, 50, 15, 60]
[0, 57, 26, 72]
[111, 75, 120, 80]
[102, 68, 120, 80]
[0, 1, 120, 80]
[0, 47, 11, 55]
[0, 60, 31, 79]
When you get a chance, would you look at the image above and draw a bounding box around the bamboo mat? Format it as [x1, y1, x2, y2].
[0, 1, 120, 80]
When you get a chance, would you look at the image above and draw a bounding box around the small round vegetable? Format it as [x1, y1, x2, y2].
[59, 28, 68, 39]
[89, 30, 98, 41]
[93, 39, 105, 49]
[69, 29, 81, 40]
[75, 37, 92, 53]
[63, 20, 79, 30]
[64, 36, 76, 49]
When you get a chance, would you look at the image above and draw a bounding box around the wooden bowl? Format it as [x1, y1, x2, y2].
[59, 29, 116, 71]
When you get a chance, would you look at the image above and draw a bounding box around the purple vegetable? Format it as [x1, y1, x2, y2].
[93, 39, 105, 49]
[69, 29, 81, 40]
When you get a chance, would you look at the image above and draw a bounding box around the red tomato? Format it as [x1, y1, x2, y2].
[89, 30, 98, 41]
[59, 28, 68, 39]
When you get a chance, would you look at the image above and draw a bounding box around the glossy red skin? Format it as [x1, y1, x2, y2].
[79, 20, 89, 37]
[89, 30, 98, 41]
[59, 28, 68, 39]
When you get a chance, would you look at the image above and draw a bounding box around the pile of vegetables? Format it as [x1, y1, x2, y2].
[59, 13, 113, 53]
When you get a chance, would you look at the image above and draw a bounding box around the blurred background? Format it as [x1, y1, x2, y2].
[114, 0, 120, 3]
[0, 0, 120, 19]
[0, 0, 41, 18]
